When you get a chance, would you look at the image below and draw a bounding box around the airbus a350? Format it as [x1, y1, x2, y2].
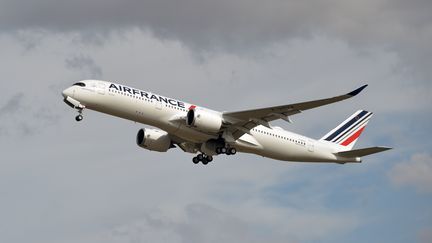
[62, 80, 391, 165]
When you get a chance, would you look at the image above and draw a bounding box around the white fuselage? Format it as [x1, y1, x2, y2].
[62, 80, 358, 163]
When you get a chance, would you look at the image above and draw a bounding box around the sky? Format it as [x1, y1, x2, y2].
[0, 0, 431, 242]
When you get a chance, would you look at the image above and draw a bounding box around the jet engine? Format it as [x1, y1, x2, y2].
[136, 128, 172, 152]
[186, 108, 223, 133]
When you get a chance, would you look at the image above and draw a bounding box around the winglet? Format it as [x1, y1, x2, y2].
[347, 84, 368, 96]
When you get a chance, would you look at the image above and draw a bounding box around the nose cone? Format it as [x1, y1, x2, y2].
[62, 87, 73, 98]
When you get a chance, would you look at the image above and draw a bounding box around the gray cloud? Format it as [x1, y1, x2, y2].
[0, 5, 429, 242]
[65, 55, 103, 78]
[0, 92, 60, 136]
[85, 203, 358, 243]
[1, 0, 431, 79]
[103, 204, 288, 243]
[0, 93, 25, 136]
[0, 93, 24, 116]
[13, 29, 48, 51]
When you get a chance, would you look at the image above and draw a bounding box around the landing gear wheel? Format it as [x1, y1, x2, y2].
[220, 147, 227, 154]
[193, 154, 213, 165]
[75, 114, 83, 122]
[228, 148, 237, 155]
[216, 147, 222, 154]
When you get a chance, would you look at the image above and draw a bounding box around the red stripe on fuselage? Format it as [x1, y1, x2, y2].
[340, 126, 366, 146]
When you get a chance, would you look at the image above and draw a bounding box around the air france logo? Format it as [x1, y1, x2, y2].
[109, 83, 186, 108]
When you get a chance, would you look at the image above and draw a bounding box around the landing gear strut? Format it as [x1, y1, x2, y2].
[75, 109, 84, 122]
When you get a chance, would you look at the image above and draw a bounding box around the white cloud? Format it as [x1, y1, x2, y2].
[388, 153, 432, 193]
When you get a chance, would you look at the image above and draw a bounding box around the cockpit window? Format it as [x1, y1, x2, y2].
[73, 82, 86, 87]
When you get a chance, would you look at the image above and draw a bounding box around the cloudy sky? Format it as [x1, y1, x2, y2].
[0, 0, 431, 242]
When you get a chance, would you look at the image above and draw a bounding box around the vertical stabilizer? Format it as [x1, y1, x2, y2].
[320, 110, 373, 150]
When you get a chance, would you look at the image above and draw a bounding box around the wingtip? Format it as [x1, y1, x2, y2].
[348, 84, 368, 96]
[375, 146, 393, 153]
[379, 146, 393, 151]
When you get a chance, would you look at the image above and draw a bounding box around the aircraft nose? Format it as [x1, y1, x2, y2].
[62, 87, 73, 98]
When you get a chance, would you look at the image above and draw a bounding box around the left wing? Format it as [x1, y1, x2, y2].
[222, 85, 368, 140]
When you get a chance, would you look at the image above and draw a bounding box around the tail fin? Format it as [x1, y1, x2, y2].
[320, 110, 373, 150]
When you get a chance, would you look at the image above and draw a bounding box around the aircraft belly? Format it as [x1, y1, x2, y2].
[245, 133, 338, 162]
[233, 134, 263, 154]
[172, 125, 216, 143]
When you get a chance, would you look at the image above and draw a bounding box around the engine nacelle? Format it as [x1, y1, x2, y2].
[186, 108, 223, 133]
[136, 128, 172, 152]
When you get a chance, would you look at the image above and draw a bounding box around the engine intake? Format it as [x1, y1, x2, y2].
[136, 128, 172, 152]
[186, 108, 223, 133]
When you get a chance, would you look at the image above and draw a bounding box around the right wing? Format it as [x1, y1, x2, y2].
[222, 85, 368, 140]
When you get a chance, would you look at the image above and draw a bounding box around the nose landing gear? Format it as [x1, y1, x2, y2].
[75, 114, 83, 121]
[75, 109, 84, 122]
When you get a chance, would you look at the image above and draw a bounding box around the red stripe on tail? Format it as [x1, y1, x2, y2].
[340, 126, 366, 146]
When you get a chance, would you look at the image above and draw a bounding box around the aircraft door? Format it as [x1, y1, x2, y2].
[307, 139, 314, 152]
[97, 82, 106, 95]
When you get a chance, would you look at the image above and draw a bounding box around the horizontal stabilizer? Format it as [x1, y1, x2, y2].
[336, 146, 392, 158]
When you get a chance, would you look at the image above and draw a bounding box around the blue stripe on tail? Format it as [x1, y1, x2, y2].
[323, 110, 368, 141]
[333, 112, 373, 143]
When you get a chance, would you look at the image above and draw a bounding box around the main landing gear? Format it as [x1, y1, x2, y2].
[216, 147, 236, 155]
[192, 147, 236, 165]
[192, 153, 213, 165]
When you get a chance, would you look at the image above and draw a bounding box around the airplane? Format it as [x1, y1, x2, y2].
[62, 80, 391, 165]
